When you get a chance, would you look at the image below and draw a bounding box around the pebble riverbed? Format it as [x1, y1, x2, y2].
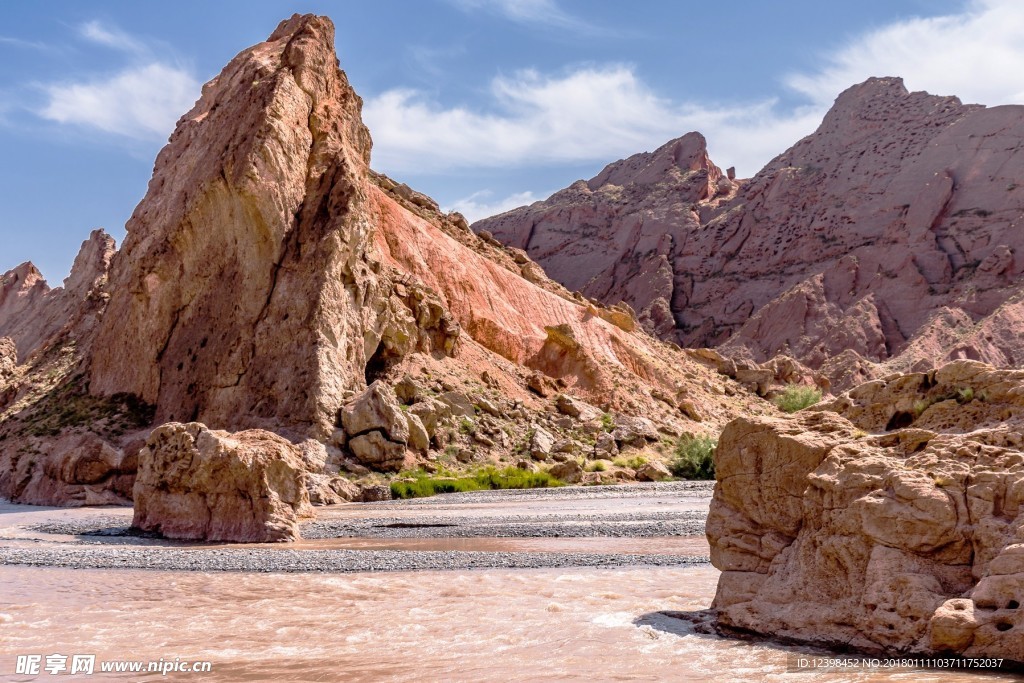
[0, 481, 713, 573]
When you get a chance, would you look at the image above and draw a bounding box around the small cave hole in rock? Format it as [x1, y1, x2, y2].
[886, 411, 915, 431]
[996, 621, 1014, 632]
[954, 603, 967, 611]
[1008, 600, 1020, 610]
[365, 343, 393, 385]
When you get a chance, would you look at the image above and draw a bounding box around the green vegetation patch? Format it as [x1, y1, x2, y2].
[670, 434, 717, 480]
[773, 385, 822, 413]
[390, 466, 563, 499]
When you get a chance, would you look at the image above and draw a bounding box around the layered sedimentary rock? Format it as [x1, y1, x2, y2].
[133, 422, 313, 542]
[707, 360, 1024, 661]
[0, 14, 760, 519]
[478, 78, 1024, 389]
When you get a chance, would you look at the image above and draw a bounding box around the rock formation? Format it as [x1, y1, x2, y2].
[133, 422, 313, 542]
[475, 133, 735, 340]
[707, 360, 1024, 662]
[0, 229, 114, 362]
[0, 14, 758, 525]
[477, 78, 1024, 390]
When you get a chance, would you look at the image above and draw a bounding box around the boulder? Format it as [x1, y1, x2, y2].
[360, 484, 392, 502]
[306, 473, 359, 505]
[549, 460, 583, 484]
[132, 423, 313, 542]
[340, 381, 409, 444]
[348, 431, 407, 472]
[405, 413, 430, 452]
[393, 375, 422, 404]
[529, 426, 555, 460]
[438, 391, 475, 417]
[635, 461, 671, 482]
[708, 367, 1024, 662]
[409, 398, 449, 438]
[594, 432, 619, 458]
[610, 415, 659, 447]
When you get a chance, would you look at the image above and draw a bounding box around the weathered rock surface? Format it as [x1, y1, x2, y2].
[0, 337, 15, 382]
[0, 13, 759, 507]
[88, 15, 383, 438]
[133, 422, 313, 542]
[476, 133, 733, 340]
[0, 230, 114, 363]
[708, 360, 1024, 662]
[478, 78, 1024, 390]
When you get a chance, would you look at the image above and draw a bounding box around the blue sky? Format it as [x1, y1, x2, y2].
[3, 0, 1023, 282]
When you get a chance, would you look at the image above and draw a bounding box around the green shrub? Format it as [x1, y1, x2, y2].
[957, 387, 975, 404]
[390, 466, 563, 499]
[773, 385, 821, 413]
[587, 460, 607, 472]
[600, 412, 615, 432]
[670, 434, 717, 480]
[612, 455, 648, 470]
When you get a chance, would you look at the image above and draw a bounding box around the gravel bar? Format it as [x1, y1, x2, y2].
[0, 546, 709, 573]
[2, 481, 714, 573]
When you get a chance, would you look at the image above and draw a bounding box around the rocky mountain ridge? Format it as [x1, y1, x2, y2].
[477, 77, 1024, 391]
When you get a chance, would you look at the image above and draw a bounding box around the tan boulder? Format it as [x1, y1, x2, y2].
[348, 431, 407, 472]
[340, 381, 409, 444]
[132, 423, 313, 542]
[635, 461, 671, 482]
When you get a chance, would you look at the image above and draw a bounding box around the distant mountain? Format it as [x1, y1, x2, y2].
[476, 77, 1024, 389]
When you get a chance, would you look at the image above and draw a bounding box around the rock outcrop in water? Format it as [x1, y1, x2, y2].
[477, 78, 1024, 390]
[707, 360, 1024, 662]
[133, 422, 313, 542]
[0, 14, 760, 525]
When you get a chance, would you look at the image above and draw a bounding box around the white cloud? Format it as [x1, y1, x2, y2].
[447, 190, 543, 222]
[79, 20, 147, 54]
[364, 66, 816, 177]
[369, 0, 1024, 180]
[448, 0, 606, 34]
[786, 0, 1024, 106]
[39, 63, 199, 141]
[0, 36, 49, 50]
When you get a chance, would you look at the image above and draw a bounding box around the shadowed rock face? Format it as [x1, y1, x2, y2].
[477, 77, 1024, 389]
[708, 360, 1024, 662]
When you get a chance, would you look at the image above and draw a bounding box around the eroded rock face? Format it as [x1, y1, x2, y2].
[133, 422, 313, 542]
[708, 361, 1024, 662]
[88, 14, 380, 439]
[478, 78, 1024, 388]
[0, 230, 114, 362]
[475, 133, 732, 339]
[0, 337, 14, 382]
